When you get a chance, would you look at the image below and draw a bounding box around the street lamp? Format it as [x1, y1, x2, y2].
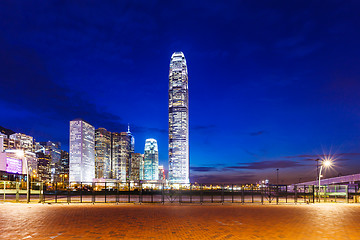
[318, 159, 332, 202]
[318, 159, 332, 188]
[16, 150, 30, 203]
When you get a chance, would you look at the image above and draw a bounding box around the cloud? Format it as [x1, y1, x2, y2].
[190, 166, 219, 172]
[191, 173, 256, 184]
[191, 125, 216, 131]
[242, 148, 259, 157]
[283, 153, 360, 160]
[249, 130, 266, 136]
[226, 160, 305, 170]
[135, 126, 167, 134]
[0, 37, 125, 131]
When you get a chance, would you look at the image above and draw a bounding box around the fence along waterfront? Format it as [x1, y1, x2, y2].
[0, 181, 357, 204]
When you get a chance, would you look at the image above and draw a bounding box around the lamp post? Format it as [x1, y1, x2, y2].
[318, 159, 332, 202]
[16, 150, 30, 203]
[318, 160, 332, 188]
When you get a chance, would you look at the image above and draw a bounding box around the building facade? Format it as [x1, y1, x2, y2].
[112, 132, 131, 182]
[130, 152, 143, 181]
[9, 133, 34, 152]
[38, 141, 61, 164]
[36, 152, 51, 182]
[59, 150, 69, 182]
[127, 125, 135, 153]
[0, 134, 21, 151]
[144, 138, 159, 181]
[95, 128, 112, 179]
[158, 165, 165, 180]
[168, 52, 189, 184]
[38, 141, 61, 182]
[69, 119, 95, 183]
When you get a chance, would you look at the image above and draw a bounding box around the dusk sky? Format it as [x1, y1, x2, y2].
[1, 1, 360, 184]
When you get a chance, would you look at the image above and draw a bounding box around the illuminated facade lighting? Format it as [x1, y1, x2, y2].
[9, 133, 34, 152]
[69, 119, 95, 183]
[144, 138, 159, 180]
[130, 152, 143, 181]
[158, 165, 165, 180]
[127, 124, 135, 153]
[168, 51, 189, 184]
[95, 128, 112, 179]
[112, 132, 131, 182]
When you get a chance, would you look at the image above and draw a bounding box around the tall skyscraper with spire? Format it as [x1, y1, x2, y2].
[127, 124, 135, 153]
[168, 52, 189, 184]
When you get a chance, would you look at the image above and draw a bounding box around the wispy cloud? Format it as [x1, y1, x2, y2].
[0, 38, 123, 131]
[226, 160, 305, 170]
[190, 166, 219, 172]
[191, 173, 256, 184]
[191, 125, 216, 131]
[249, 130, 266, 136]
[283, 153, 360, 160]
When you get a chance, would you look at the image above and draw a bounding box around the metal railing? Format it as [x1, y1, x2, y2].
[1, 181, 359, 204]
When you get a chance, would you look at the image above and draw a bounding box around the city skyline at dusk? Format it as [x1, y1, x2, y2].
[1, 1, 360, 184]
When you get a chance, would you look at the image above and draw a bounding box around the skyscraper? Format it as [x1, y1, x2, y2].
[9, 133, 34, 152]
[38, 141, 61, 182]
[69, 119, 95, 183]
[168, 52, 189, 184]
[60, 150, 69, 182]
[144, 138, 159, 180]
[130, 152, 143, 181]
[112, 132, 130, 182]
[158, 165, 165, 180]
[38, 141, 61, 164]
[127, 124, 135, 153]
[95, 128, 111, 179]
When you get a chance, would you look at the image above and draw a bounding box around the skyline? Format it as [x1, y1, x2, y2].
[168, 52, 189, 184]
[1, 1, 360, 183]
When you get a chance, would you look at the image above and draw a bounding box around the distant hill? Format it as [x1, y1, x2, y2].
[0, 126, 15, 137]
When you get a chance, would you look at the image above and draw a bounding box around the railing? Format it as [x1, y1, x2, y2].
[1, 181, 359, 204]
[0, 180, 44, 203]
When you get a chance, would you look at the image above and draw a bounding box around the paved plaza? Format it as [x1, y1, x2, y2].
[0, 203, 360, 239]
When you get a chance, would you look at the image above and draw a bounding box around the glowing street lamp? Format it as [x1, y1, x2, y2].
[15, 149, 30, 203]
[318, 159, 332, 189]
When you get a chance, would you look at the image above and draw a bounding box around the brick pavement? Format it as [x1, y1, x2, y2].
[0, 203, 360, 239]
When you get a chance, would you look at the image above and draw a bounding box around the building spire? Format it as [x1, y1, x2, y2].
[127, 123, 130, 133]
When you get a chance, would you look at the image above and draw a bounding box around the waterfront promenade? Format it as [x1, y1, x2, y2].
[1, 203, 360, 239]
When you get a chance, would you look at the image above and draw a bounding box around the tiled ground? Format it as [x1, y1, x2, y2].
[0, 203, 359, 239]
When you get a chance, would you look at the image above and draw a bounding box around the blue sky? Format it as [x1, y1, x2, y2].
[1, 1, 360, 183]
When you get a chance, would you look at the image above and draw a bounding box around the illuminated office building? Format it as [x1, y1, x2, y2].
[139, 153, 144, 180]
[95, 128, 112, 179]
[36, 152, 51, 182]
[158, 165, 165, 180]
[168, 52, 189, 184]
[1, 137, 21, 150]
[144, 138, 159, 180]
[0, 150, 37, 177]
[59, 150, 69, 182]
[69, 119, 95, 183]
[9, 133, 34, 152]
[0, 133, 5, 152]
[38, 141, 61, 182]
[112, 132, 130, 181]
[127, 125, 135, 153]
[130, 152, 143, 181]
[38, 141, 61, 164]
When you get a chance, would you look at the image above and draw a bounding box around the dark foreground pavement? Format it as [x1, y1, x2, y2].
[0, 203, 359, 239]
